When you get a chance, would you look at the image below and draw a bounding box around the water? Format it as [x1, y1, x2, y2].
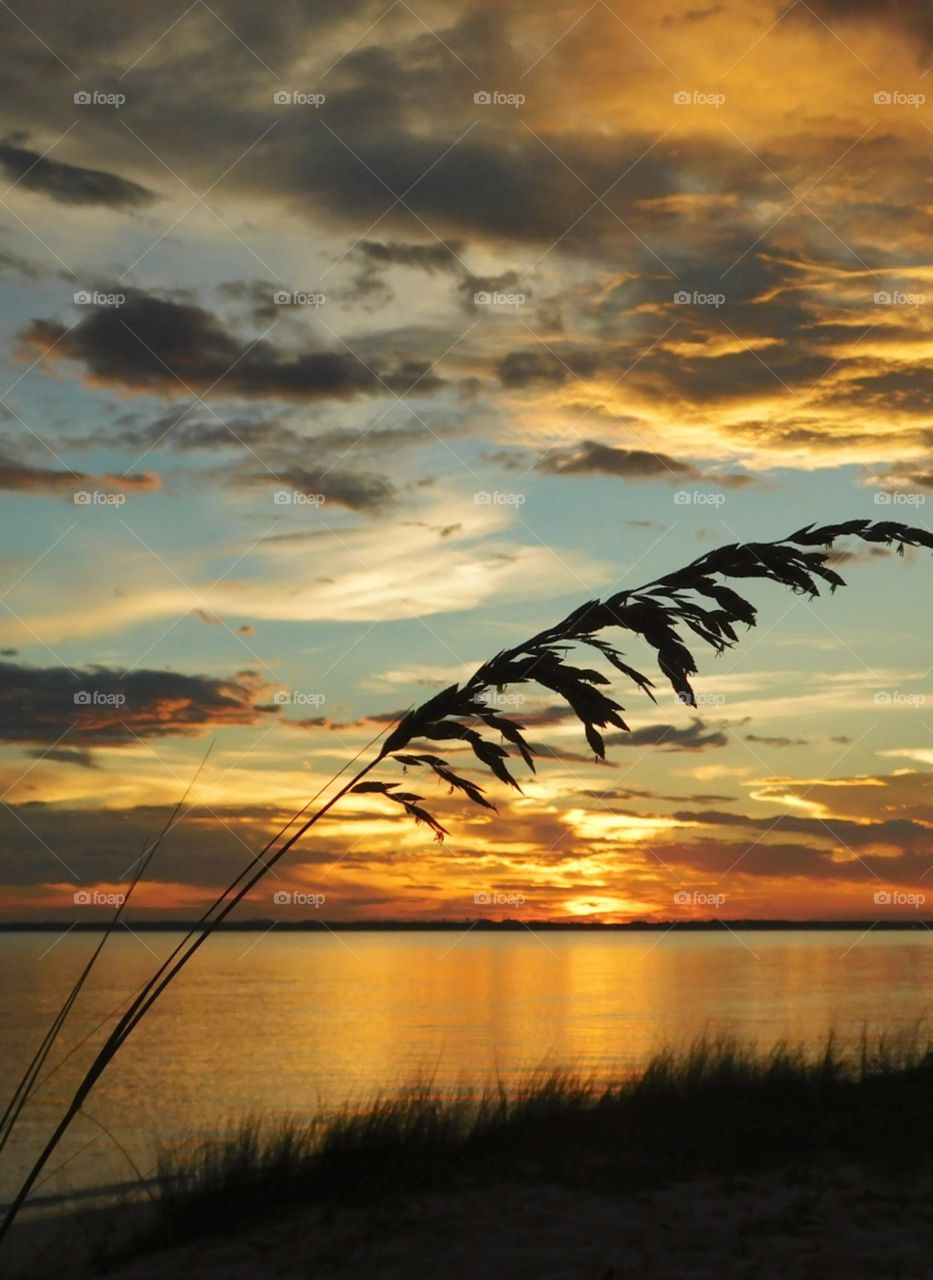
[1, 928, 931, 1205]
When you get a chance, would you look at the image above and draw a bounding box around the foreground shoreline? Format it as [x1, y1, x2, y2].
[9, 1166, 933, 1279]
[5, 1036, 933, 1278]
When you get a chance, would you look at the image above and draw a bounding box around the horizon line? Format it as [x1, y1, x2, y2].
[2, 918, 932, 932]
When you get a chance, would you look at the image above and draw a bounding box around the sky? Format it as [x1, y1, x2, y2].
[0, 0, 932, 923]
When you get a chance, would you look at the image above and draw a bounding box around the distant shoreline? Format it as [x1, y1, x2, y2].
[1, 918, 932, 932]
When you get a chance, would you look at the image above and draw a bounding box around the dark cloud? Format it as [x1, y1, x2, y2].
[477, 707, 728, 754]
[496, 349, 602, 388]
[536, 440, 694, 481]
[0, 802, 286, 893]
[605, 720, 730, 752]
[0, 142, 158, 208]
[580, 787, 737, 803]
[744, 732, 809, 748]
[536, 441, 759, 490]
[346, 240, 466, 307]
[672, 809, 933, 851]
[82, 408, 439, 458]
[0, 662, 276, 746]
[528, 741, 605, 764]
[355, 239, 464, 273]
[290, 709, 407, 732]
[796, 0, 933, 49]
[0, 451, 158, 496]
[650, 838, 848, 881]
[508, 705, 576, 728]
[27, 747, 99, 769]
[458, 269, 527, 311]
[240, 464, 398, 513]
[662, 4, 724, 23]
[21, 289, 447, 403]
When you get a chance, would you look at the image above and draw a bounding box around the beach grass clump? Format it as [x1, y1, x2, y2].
[141, 1032, 933, 1250]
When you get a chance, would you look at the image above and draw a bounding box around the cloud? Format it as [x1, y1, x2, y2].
[579, 786, 737, 803]
[0, 802, 287, 893]
[27, 746, 99, 769]
[20, 288, 448, 403]
[796, 0, 933, 50]
[0, 142, 158, 208]
[354, 239, 464, 273]
[0, 497, 609, 643]
[77, 407, 446, 477]
[0, 662, 276, 745]
[0, 248, 60, 280]
[605, 719, 730, 752]
[536, 440, 694, 480]
[496, 349, 602, 388]
[237, 465, 398, 513]
[532, 440, 760, 489]
[0, 451, 158, 496]
[744, 732, 809, 748]
[754, 770, 933, 826]
[289, 709, 407, 732]
[671, 806, 933, 856]
[869, 467, 933, 492]
[458, 270, 527, 312]
[346, 239, 466, 305]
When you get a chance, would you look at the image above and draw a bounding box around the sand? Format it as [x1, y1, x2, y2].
[7, 1166, 933, 1279]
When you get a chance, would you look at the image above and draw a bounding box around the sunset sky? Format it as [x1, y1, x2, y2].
[1, 0, 932, 922]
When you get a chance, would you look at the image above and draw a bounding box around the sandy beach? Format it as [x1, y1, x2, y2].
[8, 1167, 933, 1280]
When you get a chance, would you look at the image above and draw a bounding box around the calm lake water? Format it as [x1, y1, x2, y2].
[2, 928, 932, 1205]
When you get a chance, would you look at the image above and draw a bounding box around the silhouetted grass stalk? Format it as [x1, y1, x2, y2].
[0, 727, 390, 1242]
[0, 746, 214, 1158]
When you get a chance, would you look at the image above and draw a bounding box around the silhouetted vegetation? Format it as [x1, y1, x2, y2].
[138, 1032, 933, 1252]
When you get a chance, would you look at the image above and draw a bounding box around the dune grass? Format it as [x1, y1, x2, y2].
[138, 1032, 933, 1250]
